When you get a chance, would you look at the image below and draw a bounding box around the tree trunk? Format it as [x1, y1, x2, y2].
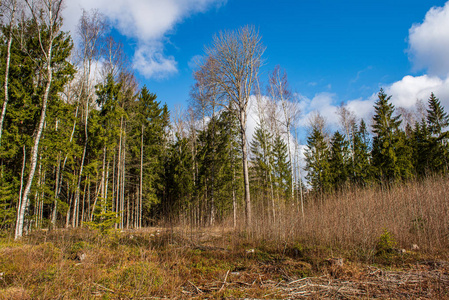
[240, 109, 251, 228]
[52, 154, 61, 226]
[0, 0, 17, 146]
[121, 127, 126, 229]
[16, 146, 26, 231]
[15, 37, 54, 239]
[139, 125, 143, 229]
[116, 117, 123, 228]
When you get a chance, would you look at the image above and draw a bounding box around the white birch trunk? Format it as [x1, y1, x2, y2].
[0, 0, 17, 146]
[15, 32, 54, 239]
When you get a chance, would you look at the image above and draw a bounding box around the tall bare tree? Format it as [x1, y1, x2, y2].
[71, 9, 106, 227]
[268, 66, 300, 200]
[206, 25, 265, 228]
[15, 0, 65, 239]
[337, 104, 357, 175]
[190, 56, 221, 225]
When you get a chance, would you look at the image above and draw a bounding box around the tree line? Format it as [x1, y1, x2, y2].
[305, 90, 449, 193]
[0, 0, 447, 239]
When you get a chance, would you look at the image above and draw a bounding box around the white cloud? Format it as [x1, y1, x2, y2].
[132, 44, 178, 79]
[297, 92, 339, 128]
[62, 0, 226, 79]
[386, 75, 449, 108]
[408, 1, 449, 77]
[298, 2, 449, 131]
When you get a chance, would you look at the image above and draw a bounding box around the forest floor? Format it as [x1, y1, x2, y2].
[0, 227, 448, 299]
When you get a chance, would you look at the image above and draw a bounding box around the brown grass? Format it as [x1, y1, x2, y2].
[247, 175, 449, 261]
[0, 175, 448, 299]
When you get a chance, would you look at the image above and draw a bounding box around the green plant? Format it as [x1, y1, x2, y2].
[375, 229, 397, 256]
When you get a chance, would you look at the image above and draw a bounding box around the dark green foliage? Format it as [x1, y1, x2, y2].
[250, 125, 273, 194]
[193, 110, 242, 224]
[272, 134, 292, 199]
[371, 89, 412, 181]
[351, 120, 373, 185]
[305, 127, 331, 193]
[0, 167, 15, 229]
[328, 131, 349, 189]
[426, 93, 449, 173]
[163, 135, 194, 219]
[130, 87, 170, 214]
[427, 92, 449, 136]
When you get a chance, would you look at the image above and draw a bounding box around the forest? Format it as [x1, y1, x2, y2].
[1, 0, 449, 298]
[0, 0, 448, 240]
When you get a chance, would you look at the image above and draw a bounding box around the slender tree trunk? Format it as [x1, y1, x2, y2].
[209, 108, 216, 226]
[104, 159, 110, 211]
[52, 154, 61, 226]
[121, 128, 126, 229]
[0, 0, 17, 146]
[16, 146, 26, 231]
[86, 176, 91, 222]
[100, 150, 106, 210]
[139, 125, 144, 229]
[15, 38, 54, 239]
[73, 141, 87, 227]
[240, 110, 251, 228]
[54, 106, 79, 216]
[39, 169, 46, 229]
[90, 177, 102, 221]
[34, 162, 42, 230]
[66, 178, 73, 228]
[286, 126, 295, 200]
[81, 177, 87, 226]
[116, 117, 123, 228]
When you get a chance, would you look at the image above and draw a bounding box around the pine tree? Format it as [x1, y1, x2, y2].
[250, 125, 273, 194]
[371, 89, 405, 181]
[411, 119, 432, 176]
[328, 131, 349, 189]
[427, 93, 449, 136]
[305, 127, 331, 193]
[426, 93, 449, 173]
[351, 119, 372, 185]
[272, 134, 292, 200]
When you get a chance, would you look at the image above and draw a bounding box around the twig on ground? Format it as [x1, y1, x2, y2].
[218, 269, 230, 292]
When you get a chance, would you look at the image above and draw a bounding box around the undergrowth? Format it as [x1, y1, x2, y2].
[1, 175, 448, 298]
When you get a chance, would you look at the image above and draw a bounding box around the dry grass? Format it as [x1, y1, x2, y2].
[0, 175, 448, 299]
[248, 175, 449, 261]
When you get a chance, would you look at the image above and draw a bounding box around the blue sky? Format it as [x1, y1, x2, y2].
[63, 0, 449, 132]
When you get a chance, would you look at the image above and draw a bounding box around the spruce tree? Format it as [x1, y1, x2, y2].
[272, 134, 292, 200]
[250, 125, 273, 193]
[427, 93, 449, 136]
[371, 89, 404, 181]
[328, 131, 349, 189]
[426, 93, 449, 172]
[411, 119, 432, 176]
[351, 119, 372, 185]
[305, 127, 331, 193]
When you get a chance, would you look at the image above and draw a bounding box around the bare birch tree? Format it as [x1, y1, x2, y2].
[206, 25, 265, 228]
[15, 0, 64, 239]
[71, 9, 106, 227]
[268, 66, 300, 200]
[190, 56, 221, 225]
[337, 104, 357, 175]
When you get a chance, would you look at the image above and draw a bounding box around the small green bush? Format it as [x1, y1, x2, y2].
[375, 229, 396, 256]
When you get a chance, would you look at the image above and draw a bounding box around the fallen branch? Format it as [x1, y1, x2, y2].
[218, 269, 230, 292]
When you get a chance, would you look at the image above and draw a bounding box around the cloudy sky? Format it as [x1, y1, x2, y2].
[62, 0, 449, 139]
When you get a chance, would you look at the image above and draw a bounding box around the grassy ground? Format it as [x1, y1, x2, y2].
[1, 176, 449, 299]
[0, 226, 448, 299]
